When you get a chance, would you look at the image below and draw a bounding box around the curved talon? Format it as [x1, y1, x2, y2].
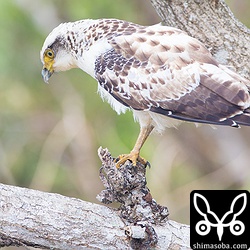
[115, 152, 148, 168]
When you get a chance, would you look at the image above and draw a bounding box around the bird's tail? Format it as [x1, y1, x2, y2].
[233, 110, 250, 127]
[218, 64, 250, 127]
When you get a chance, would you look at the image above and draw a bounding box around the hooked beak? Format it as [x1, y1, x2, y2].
[41, 67, 53, 83]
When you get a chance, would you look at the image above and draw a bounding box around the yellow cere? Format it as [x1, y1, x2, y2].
[43, 49, 55, 71]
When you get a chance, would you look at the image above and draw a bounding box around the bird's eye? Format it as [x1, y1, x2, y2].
[45, 49, 54, 59]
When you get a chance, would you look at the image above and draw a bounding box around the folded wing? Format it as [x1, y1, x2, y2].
[94, 22, 250, 127]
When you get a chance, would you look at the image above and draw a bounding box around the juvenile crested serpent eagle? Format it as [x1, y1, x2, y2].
[40, 18, 250, 166]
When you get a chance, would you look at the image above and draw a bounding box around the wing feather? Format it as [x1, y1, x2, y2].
[94, 21, 250, 126]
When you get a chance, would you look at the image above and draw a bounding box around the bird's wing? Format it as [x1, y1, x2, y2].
[94, 24, 250, 126]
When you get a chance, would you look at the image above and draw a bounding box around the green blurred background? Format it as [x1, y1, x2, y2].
[0, 0, 249, 245]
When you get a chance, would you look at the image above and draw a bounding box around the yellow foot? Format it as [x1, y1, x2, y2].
[115, 152, 148, 168]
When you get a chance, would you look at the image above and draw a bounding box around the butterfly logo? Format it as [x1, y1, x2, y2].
[193, 193, 247, 241]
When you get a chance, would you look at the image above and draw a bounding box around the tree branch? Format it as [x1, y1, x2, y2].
[0, 148, 190, 249]
[0, 183, 126, 249]
[150, 0, 250, 80]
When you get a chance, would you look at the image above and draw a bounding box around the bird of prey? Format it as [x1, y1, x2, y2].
[40, 18, 250, 167]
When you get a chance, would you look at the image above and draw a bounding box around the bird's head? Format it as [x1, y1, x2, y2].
[40, 22, 78, 83]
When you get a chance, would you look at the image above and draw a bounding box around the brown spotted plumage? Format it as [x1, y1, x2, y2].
[41, 18, 250, 166]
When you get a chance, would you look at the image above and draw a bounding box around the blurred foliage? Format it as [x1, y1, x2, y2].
[0, 3, 249, 248]
[227, 0, 250, 26]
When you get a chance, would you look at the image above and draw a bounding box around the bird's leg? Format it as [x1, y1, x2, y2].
[116, 125, 154, 167]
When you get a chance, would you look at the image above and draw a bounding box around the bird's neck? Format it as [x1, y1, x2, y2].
[68, 20, 114, 78]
